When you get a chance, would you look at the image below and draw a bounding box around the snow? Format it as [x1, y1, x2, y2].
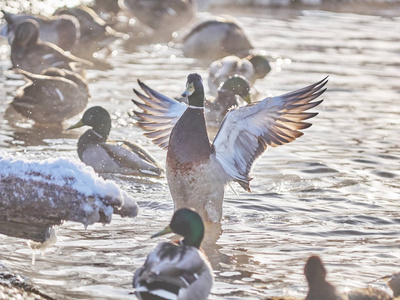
[0, 153, 139, 228]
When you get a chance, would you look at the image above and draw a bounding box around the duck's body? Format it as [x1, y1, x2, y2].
[133, 208, 213, 300]
[10, 20, 91, 74]
[55, 6, 123, 55]
[205, 75, 251, 126]
[12, 68, 89, 124]
[2, 11, 80, 51]
[123, 0, 196, 37]
[133, 73, 326, 222]
[305, 256, 343, 300]
[68, 106, 163, 177]
[208, 54, 271, 96]
[182, 16, 253, 62]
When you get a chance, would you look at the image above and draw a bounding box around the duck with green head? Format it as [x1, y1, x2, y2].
[68, 106, 163, 177]
[208, 53, 271, 96]
[133, 73, 327, 222]
[133, 208, 213, 300]
[205, 74, 251, 126]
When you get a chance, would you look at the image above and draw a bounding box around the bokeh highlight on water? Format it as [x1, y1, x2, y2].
[0, 1, 400, 299]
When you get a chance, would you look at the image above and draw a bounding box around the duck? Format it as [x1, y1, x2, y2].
[67, 106, 164, 177]
[208, 53, 271, 95]
[132, 73, 327, 222]
[304, 256, 343, 300]
[11, 68, 89, 125]
[181, 16, 254, 62]
[305, 256, 394, 300]
[54, 5, 125, 56]
[10, 19, 92, 74]
[122, 0, 196, 38]
[133, 208, 213, 300]
[205, 74, 251, 126]
[2, 10, 80, 51]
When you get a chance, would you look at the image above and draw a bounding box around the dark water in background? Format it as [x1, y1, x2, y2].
[0, 1, 400, 299]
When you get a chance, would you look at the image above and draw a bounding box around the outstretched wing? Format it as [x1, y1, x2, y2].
[132, 80, 188, 149]
[213, 77, 328, 191]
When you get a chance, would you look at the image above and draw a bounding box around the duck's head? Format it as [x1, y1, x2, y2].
[67, 106, 111, 138]
[304, 255, 327, 286]
[13, 20, 40, 59]
[247, 54, 271, 79]
[152, 208, 205, 249]
[219, 75, 251, 104]
[181, 73, 205, 108]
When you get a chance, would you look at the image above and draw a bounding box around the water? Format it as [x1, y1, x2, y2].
[1, 3, 400, 299]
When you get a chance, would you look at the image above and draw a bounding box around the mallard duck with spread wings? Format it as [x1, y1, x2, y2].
[133, 208, 213, 300]
[132, 73, 327, 222]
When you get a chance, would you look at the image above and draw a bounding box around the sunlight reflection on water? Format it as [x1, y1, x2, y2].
[0, 2, 400, 299]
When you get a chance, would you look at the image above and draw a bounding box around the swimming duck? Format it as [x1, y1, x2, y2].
[2, 10, 80, 51]
[12, 68, 89, 125]
[54, 5, 124, 56]
[68, 106, 163, 177]
[208, 53, 271, 95]
[182, 16, 254, 62]
[205, 74, 251, 126]
[122, 0, 196, 38]
[10, 19, 92, 74]
[133, 208, 213, 300]
[304, 256, 343, 300]
[132, 73, 327, 222]
[305, 256, 394, 300]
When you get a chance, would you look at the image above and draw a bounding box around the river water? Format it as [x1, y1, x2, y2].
[0, 2, 400, 299]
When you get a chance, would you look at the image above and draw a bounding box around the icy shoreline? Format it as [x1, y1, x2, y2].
[0, 154, 138, 241]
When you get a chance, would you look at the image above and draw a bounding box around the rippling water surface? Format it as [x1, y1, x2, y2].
[0, 3, 400, 299]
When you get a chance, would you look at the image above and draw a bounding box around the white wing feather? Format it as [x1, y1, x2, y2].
[213, 77, 328, 191]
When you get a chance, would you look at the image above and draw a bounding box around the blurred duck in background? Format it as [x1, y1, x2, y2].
[1, 10, 80, 51]
[89, 0, 121, 23]
[182, 16, 254, 62]
[11, 68, 89, 125]
[68, 106, 164, 177]
[121, 0, 196, 39]
[205, 75, 251, 126]
[54, 5, 125, 57]
[133, 208, 213, 300]
[305, 256, 395, 300]
[10, 19, 92, 74]
[208, 52, 271, 95]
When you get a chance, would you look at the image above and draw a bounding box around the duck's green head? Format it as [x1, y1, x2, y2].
[220, 75, 251, 104]
[181, 73, 204, 107]
[14, 20, 40, 58]
[247, 54, 271, 79]
[152, 208, 205, 249]
[67, 106, 111, 138]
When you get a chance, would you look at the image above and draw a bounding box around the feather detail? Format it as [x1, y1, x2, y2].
[213, 76, 328, 190]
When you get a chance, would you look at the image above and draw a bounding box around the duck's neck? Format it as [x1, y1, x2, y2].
[188, 87, 205, 107]
[77, 129, 107, 160]
[182, 226, 204, 249]
[92, 120, 111, 140]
